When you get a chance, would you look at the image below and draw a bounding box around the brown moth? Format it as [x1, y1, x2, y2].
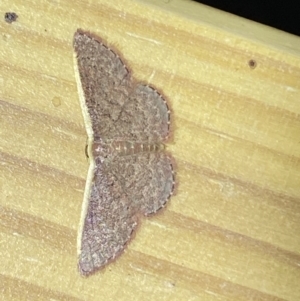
[73, 29, 175, 276]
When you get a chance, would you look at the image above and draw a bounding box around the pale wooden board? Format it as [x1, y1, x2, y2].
[0, 0, 300, 300]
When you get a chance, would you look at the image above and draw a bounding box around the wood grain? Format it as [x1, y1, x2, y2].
[0, 0, 299, 300]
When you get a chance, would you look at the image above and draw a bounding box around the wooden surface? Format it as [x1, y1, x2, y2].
[1, 0, 300, 300]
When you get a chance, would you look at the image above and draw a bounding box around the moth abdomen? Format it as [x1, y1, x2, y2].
[111, 141, 164, 156]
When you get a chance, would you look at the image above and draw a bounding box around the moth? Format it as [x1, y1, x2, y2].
[73, 29, 175, 276]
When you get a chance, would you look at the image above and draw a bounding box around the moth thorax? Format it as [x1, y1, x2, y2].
[111, 141, 164, 156]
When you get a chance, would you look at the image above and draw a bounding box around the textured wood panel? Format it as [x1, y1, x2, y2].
[0, 0, 300, 300]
